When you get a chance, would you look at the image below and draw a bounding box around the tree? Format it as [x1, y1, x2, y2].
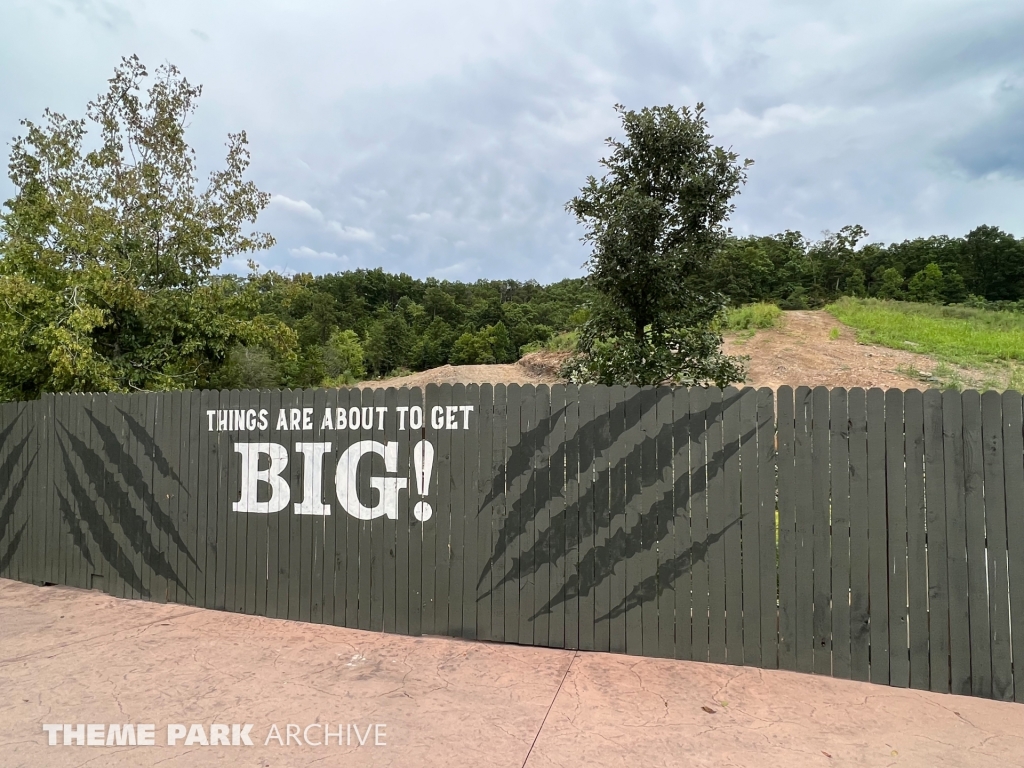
[874, 267, 905, 300]
[963, 225, 1024, 301]
[322, 329, 365, 385]
[363, 310, 411, 375]
[562, 104, 749, 387]
[451, 322, 516, 365]
[0, 56, 288, 399]
[907, 263, 945, 304]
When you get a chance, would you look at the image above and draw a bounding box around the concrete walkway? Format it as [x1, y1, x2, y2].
[1, 578, 1022, 767]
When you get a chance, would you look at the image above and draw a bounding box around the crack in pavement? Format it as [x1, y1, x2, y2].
[0, 608, 205, 665]
[521, 650, 578, 768]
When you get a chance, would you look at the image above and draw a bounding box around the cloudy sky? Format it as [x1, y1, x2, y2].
[1, 0, 1022, 282]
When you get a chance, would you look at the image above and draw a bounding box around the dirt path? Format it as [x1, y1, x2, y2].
[356, 311, 980, 391]
[355, 350, 565, 389]
[722, 310, 974, 390]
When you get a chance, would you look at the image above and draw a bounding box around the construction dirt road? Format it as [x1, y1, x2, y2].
[3, 578, 1023, 767]
[357, 311, 969, 392]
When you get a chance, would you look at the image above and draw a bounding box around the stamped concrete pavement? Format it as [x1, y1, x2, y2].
[1, 578, 1022, 767]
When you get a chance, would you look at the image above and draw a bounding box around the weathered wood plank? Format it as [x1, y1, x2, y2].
[531, 384, 551, 646]
[265, 388, 285, 620]
[848, 388, 871, 682]
[624, 385, 649, 657]
[922, 389, 950, 693]
[722, 388, 744, 666]
[904, 389, 930, 691]
[793, 386, 814, 674]
[448, 383, 468, 637]
[253, 388, 271, 619]
[499, 383, 519, 644]
[776, 386, 797, 671]
[484, 384, 505, 642]
[673, 387, 692, 662]
[392, 386, 411, 635]
[637, 386, 660, 657]
[705, 387, 727, 664]
[407, 386, 426, 636]
[516, 384, 537, 645]
[739, 388, 760, 668]
[380, 387, 400, 634]
[472, 384, 492, 641]
[655, 386, 675, 660]
[546, 383, 567, 649]
[866, 387, 889, 685]
[942, 390, 971, 696]
[602, 385, 626, 654]
[231, 389, 251, 613]
[961, 390, 991, 697]
[196, 389, 216, 610]
[830, 388, 851, 680]
[811, 386, 832, 677]
[577, 384, 597, 652]
[688, 386, 710, 663]
[756, 388, 778, 670]
[369, 386, 388, 632]
[1001, 391, 1024, 702]
[981, 390, 1012, 701]
[563, 384, 581, 651]
[885, 388, 909, 688]
[308, 387, 327, 624]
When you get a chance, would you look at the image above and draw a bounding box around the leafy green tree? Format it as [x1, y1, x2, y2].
[451, 321, 516, 365]
[322, 329, 365, 385]
[415, 318, 457, 369]
[563, 103, 749, 387]
[963, 225, 1024, 301]
[805, 225, 868, 303]
[907, 263, 945, 304]
[363, 310, 411, 375]
[422, 286, 464, 326]
[942, 270, 969, 304]
[0, 56, 288, 399]
[874, 267, 905, 300]
[845, 268, 867, 297]
[213, 345, 281, 390]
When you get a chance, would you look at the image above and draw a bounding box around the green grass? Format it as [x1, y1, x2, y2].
[724, 302, 783, 332]
[520, 330, 579, 355]
[827, 297, 1024, 366]
[827, 297, 1024, 390]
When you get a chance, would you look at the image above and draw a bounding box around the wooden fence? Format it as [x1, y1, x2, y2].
[0, 384, 1022, 703]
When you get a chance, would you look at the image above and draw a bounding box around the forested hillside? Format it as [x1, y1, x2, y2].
[701, 224, 1024, 310]
[210, 270, 595, 389]
[211, 223, 1024, 390]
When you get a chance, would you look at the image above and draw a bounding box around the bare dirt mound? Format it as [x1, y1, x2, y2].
[722, 310, 966, 390]
[356, 350, 568, 389]
[356, 311, 979, 391]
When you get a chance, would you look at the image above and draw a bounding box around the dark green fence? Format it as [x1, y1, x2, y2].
[1, 384, 1022, 702]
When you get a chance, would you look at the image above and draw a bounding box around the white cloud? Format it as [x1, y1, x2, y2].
[288, 246, 347, 262]
[2, 0, 1023, 282]
[270, 195, 325, 221]
[326, 223, 375, 242]
[272, 196, 374, 242]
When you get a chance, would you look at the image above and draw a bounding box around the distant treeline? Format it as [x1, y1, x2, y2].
[700, 224, 1024, 310]
[214, 271, 596, 389]
[216, 223, 1023, 389]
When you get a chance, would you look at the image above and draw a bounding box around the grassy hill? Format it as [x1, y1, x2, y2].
[826, 298, 1024, 391]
